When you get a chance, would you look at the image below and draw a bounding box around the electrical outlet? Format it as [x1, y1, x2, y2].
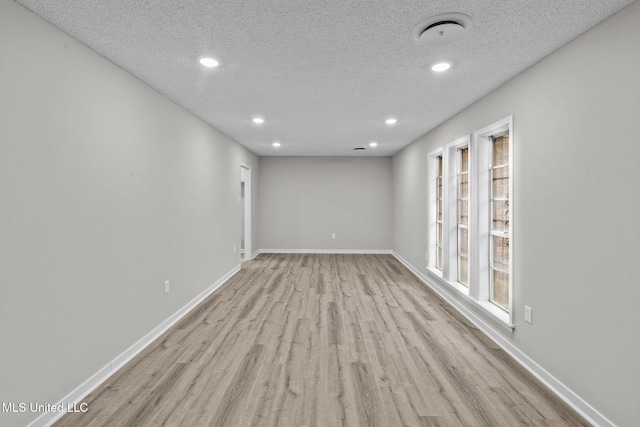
[331, 233, 336, 239]
[524, 305, 532, 324]
[233, 245, 236, 253]
[164, 280, 170, 295]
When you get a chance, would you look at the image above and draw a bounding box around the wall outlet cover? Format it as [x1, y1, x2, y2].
[524, 305, 532, 324]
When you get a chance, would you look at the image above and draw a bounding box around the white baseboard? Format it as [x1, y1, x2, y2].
[29, 265, 241, 427]
[257, 249, 392, 254]
[391, 251, 613, 427]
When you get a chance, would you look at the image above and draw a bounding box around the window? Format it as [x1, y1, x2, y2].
[427, 117, 513, 326]
[428, 149, 444, 273]
[474, 116, 513, 322]
[490, 133, 510, 310]
[445, 136, 471, 289]
[429, 137, 470, 293]
[457, 147, 469, 286]
[436, 155, 443, 271]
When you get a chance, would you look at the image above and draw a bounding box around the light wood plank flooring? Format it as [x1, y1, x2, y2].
[56, 254, 588, 426]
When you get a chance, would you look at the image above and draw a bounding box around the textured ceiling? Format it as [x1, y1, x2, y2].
[16, 0, 634, 156]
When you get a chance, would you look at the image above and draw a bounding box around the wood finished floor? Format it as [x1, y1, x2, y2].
[55, 254, 588, 427]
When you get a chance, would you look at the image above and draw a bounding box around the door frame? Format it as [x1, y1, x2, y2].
[240, 163, 252, 261]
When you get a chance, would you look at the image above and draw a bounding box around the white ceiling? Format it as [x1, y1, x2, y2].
[16, 0, 634, 156]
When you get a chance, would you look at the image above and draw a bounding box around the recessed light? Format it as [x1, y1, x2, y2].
[385, 118, 397, 125]
[272, 142, 281, 147]
[369, 142, 378, 147]
[252, 117, 265, 124]
[199, 57, 219, 68]
[431, 62, 451, 72]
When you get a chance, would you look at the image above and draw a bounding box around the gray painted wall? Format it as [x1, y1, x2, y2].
[259, 157, 392, 251]
[3, 0, 639, 425]
[0, 1, 258, 426]
[392, 1, 640, 425]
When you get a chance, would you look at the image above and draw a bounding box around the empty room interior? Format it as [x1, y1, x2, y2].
[1, 0, 639, 426]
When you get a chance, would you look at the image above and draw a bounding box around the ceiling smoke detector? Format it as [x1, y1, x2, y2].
[413, 13, 472, 46]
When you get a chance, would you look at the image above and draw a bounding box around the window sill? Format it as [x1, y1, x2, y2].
[474, 300, 514, 330]
[426, 267, 470, 297]
[425, 267, 514, 331]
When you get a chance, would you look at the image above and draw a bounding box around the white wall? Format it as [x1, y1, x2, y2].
[392, 1, 640, 425]
[0, 1, 258, 426]
[259, 157, 392, 251]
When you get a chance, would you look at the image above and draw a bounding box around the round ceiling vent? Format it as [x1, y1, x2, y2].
[353, 147, 366, 151]
[413, 13, 472, 46]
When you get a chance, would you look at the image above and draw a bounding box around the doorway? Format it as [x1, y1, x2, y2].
[240, 164, 251, 264]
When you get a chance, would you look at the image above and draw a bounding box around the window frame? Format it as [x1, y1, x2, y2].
[473, 116, 514, 325]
